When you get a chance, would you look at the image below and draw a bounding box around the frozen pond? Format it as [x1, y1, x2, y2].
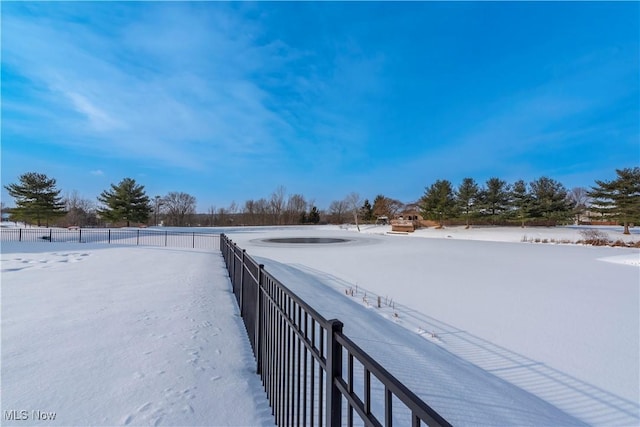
[262, 237, 350, 244]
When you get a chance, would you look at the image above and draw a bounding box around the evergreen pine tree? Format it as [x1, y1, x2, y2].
[97, 178, 151, 227]
[5, 172, 66, 226]
[479, 177, 511, 223]
[308, 206, 321, 224]
[589, 167, 640, 234]
[511, 180, 532, 227]
[420, 180, 456, 228]
[528, 177, 574, 225]
[456, 177, 479, 229]
[360, 199, 374, 222]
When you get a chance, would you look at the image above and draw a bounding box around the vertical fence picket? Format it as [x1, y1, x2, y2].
[256, 264, 264, 375]
[240, 249, 245, 316]
[326, 319, 343, 426]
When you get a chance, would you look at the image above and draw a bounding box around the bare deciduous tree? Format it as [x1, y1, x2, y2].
[217, 207, 228, 225]
[163, 192, 197, 226]
[207, 206, 216, 226]
[328, 199, 349, 224]
[568, 187, 590, 224]
[285, 194, 307, 224]
[270, 186, 286, 225]
[372, 195, 404, 220]
[255, 198, 270, 225]
[346, 192, 362, 231]
[63, 190, 96, 227]
[242, 199, 257, 225]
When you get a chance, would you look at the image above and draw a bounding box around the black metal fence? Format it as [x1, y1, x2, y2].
[0, 227, 220, 250]
[220, 234, 451, 427]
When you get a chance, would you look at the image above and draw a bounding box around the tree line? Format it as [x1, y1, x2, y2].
[421, 176, 578, 228]
[3, 167, 639, 234]
[418, 170, 638, 234]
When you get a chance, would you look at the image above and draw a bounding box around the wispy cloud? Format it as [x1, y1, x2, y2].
[2, 3, 298, 170]
[90, 170, 104, 176]
[65, 92, 123, 132]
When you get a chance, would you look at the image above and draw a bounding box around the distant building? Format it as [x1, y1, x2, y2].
[376, 216, 389, 225]
[391, 206, 423, 232]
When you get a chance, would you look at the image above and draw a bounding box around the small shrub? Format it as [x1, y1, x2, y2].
[610, 239, 638, 248]
[579, 229, 611, 246]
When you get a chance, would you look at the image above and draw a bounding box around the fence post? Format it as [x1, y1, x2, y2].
[326, 319, 344, 427]
[137, 229, 140, 246]
[192, 232, 195, 249]
[19, 228, 22, 242]
[108, 229, 111, 244]
[239, 249, 246, 315]
[79, 229, 82, 243]
[256, 264, 264, 375]
[49, 229, 52, 242]
[165, 231, 168, 247]
[231, 243, 236, 280]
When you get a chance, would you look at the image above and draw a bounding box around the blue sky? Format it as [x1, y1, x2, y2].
[2, 2, 638, 212]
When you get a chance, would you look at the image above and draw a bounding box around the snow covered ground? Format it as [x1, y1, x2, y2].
[2, 224, 639, 426]
[224, 225, 639, 426]
[1, 242, 273, 426]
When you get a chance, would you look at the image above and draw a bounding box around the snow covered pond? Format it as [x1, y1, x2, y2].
[226, 224, 640, 426]
[262, 237, 350, 244]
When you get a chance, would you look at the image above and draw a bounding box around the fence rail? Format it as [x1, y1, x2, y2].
[220, 234, 451, 427]
[0, 227, 220, 250]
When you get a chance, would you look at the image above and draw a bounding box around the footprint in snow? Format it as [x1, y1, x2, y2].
[137, 402, 152, 413]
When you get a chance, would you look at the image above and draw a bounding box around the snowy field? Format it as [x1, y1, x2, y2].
[1, 242, 273, 426]
[2, 224, 639, 426]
